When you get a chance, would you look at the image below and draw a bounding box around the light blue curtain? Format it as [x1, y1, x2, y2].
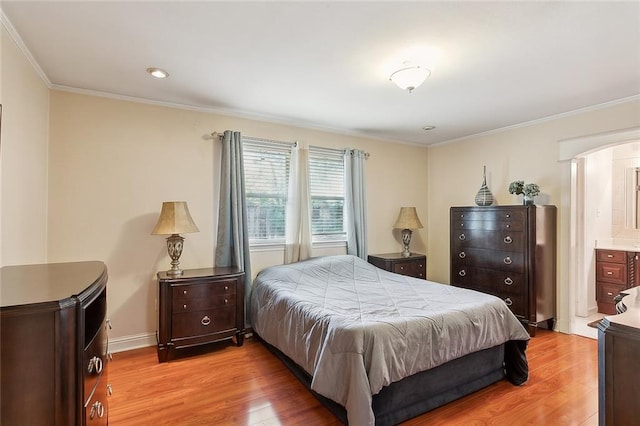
[215, 130, 252, 322]
[344, 148, 367, 259]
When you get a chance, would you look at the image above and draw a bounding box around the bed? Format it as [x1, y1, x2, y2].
[249, 255, 530, 425]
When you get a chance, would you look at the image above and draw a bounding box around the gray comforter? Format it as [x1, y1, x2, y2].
[249, 255, 530, 425]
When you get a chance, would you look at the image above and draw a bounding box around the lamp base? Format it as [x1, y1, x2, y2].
[166, 234, 185, 276]
[401, 228, 412, 258]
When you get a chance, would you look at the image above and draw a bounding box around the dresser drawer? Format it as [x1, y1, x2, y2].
[172, 307, 236, 338]
[83, 320, 108, 406]
[452, 209, 526, 222]
[451, 273, 526, 318]
[452, 219, 524, 232]
[596, 262, 627, 285]
[452, 229, 525, 252]
[452, 247, 525, 273]
[451, 266, 525, 296]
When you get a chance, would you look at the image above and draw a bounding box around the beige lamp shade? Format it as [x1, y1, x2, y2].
[393, 207, 423, 230]
[151, 201, 200, 235]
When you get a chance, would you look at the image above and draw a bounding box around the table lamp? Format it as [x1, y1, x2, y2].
[393, 207, 423, 258]
[152, 201, 200, 276]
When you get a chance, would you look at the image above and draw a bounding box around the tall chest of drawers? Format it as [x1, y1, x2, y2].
[157, 267, 245, 362]
[450, 205, 557, 335]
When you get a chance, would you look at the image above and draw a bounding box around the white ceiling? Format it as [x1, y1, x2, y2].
[2, 1, 639, 146]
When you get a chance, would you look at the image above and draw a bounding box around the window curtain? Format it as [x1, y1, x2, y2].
[215, 130, 252, 321]
[284, 143, 312, 263]
[344, 148, 368, 259]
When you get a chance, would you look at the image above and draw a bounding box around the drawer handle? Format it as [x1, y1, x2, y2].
[506, 224, 511, 228]
[506, 214, 510, 218]
[607, 292, 613, 296]
[504, 277, 514, 285]
[183, 290, 188, 295]
[460, 214, 464, 218]
[183, 304, 188, 309]
[224, 285, 229, 290]
[107, 384, 113, 395]
[504, 298, 513, 306]
[607, 254, 613, 258]
[458, 251, 466, 259]
[458, 270, 466, 277]
[459, 233, 466, 241]
[606, 271, 613, 275]
[504, 236, 513, 244]
[90, 401, 105, 419]
[201, 315, 211, 326]
[504, 257, 512, 265]
[88, 356, 103, 374]
[224, 298, 229, 304]
[460, 223, 465, 228]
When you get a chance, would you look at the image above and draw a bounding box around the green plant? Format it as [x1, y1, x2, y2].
[508, 180, 540, 197]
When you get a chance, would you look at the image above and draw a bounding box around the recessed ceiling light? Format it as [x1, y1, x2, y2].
[422, 126, 436, 131]
[147, 67, 169, 79]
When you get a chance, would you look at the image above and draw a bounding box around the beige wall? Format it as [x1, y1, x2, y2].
[47, 90, 428, 345]
[0, 25, 49, 266]
[427, 100, 640, 332]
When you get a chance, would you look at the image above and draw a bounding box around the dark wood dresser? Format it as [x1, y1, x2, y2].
[157, 267, 245, 362]
[450, 205, 557, 335]
[597, 286, 640, 426]
[0, 261, 110, 425]
[368, 252, 426, 279]
[595, 249, 639, 314]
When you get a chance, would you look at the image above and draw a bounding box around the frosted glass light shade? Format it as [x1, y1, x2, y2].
[389, 66, 431, 93]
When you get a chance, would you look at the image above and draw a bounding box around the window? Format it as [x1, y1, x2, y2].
[243, 138, 291, 243]
[309, 147, 345, 241]
[242, 138, 345, 245]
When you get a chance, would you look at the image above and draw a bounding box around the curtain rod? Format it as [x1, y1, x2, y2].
[209, 131, 369, 158]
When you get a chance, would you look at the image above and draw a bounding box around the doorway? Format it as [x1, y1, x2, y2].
[563, 128, 640, 338]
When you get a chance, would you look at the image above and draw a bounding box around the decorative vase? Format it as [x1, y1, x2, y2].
[523, 195, 534, 205]
[475, 166, 494, 207]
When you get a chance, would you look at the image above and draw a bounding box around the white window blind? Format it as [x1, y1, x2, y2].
[309, 147, 346, 241]
[242, 138, 292, 243]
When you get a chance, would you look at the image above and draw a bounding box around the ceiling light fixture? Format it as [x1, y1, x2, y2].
[147, 67, 169, 79]
[422, 125, 436, 131]
[389, 63, 431, 93]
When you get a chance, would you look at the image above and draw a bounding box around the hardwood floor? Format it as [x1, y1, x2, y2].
[109, 330, 599, 425]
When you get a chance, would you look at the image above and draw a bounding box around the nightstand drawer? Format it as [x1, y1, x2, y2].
[172, 307, 236, 338]
[172, 293, 236, 312]
[368, 253, 426, 279]
[172, 279, 237, 301]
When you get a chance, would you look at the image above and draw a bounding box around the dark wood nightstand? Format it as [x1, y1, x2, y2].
[368, 252, 426, 279]
[156, 267, 245, 362]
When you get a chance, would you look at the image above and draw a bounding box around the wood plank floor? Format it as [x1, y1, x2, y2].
[109, 330, 599, 425]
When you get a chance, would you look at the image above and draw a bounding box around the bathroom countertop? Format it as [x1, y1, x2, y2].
[596, 239, 640, 252]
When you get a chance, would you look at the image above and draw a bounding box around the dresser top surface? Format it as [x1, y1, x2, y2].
[0, 261, 106, 308]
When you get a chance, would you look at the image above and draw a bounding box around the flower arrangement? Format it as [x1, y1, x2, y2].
[508, 180, 540, 204]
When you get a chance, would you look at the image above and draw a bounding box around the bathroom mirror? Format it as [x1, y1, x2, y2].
[625, 167, 640, 229]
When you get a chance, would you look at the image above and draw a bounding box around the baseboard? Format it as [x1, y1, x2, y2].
[109, 332, 156, 353]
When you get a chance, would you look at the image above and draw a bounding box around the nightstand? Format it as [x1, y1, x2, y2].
[156, 266, 245, 362]
[368, 252, 426, 279]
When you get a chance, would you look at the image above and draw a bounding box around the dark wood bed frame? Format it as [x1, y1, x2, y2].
[255, 333, 528, 425]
